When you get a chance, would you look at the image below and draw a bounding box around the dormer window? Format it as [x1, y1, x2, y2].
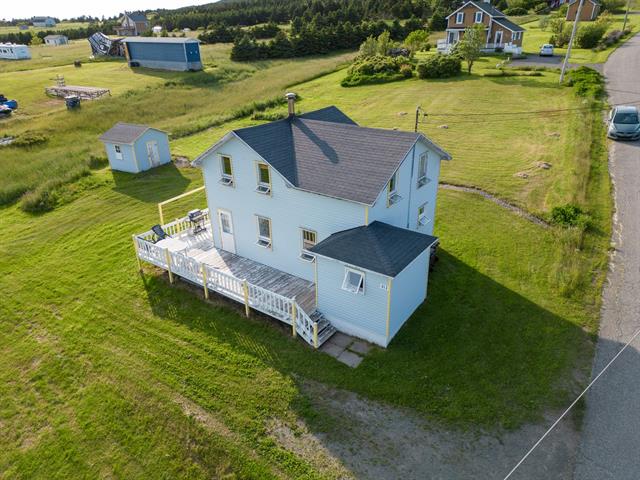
[475, 11, 483, 23]
[387, 172, 401, 207]
[114, 144, 123, 160]
[417, 153, 428, 188]
[256, 162, 271, 195]
[219, 154, 234, 186]
[456, 12, 464, 24]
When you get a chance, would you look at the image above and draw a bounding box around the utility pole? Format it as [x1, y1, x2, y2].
[622, 0, 632, 32]
[559, 0, 585, 84]
[414, 106, 426, 132]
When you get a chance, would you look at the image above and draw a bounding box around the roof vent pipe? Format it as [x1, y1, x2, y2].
[285, 92, 296, 116]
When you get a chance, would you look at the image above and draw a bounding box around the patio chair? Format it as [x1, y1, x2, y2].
[151, 224, 169, 243]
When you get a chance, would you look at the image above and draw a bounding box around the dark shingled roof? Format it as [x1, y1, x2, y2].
[493, 17, 525, 32]
[123, 36, 199, 43]
[99, 122, 152, 144]
[310, 221, 438, 277]
[469, 0, 507, 16]
[127, 12, 148, 22]
[230, 107, 428, 205]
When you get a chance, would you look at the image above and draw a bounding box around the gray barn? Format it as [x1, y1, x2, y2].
[122, 37, 202, 71]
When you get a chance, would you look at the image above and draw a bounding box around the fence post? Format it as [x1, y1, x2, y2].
[202, 265, 209, 300]
[243, 280, 250, 317]
[164, 248, 174, 284]
[313, 322, 319, 349]
[291, 301, 297, 337]
[132, 234, 142, 272]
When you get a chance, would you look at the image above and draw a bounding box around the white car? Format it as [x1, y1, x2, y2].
[539, 44, 554, 56]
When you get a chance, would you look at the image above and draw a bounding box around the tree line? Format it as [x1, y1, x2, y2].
[0, 23, 115, 45]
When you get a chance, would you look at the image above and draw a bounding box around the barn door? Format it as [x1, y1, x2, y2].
[146, 141, 160, 167]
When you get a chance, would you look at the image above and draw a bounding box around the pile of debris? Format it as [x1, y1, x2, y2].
[88, 32, 125, 57]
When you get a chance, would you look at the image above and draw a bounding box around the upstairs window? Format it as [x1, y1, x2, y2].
[256, 163, 271, 194]
[387, 172, 401, 206]
[475, 11, 483, 23]
[417, 153, 428, 188]
[256, 215, 272, 248]
[342, 268, 365, 294]
[114, 144, 123, 160]
[300, 228, 317, 262]
[219, 154, 234, 186]
[456, 12, 465, 24]
[418, 203, 431, 227]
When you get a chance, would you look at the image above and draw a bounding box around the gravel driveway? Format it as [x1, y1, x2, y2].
[573, 34, 640, 480]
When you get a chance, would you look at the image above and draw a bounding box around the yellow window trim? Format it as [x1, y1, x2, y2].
[255, 161, 272, 196]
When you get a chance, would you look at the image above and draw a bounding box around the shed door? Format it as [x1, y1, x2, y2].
[218, 210, 236, 254]
[146, 141, 160, 167]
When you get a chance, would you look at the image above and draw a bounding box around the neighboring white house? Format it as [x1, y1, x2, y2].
[0, 43, 31, 60]
[132, 94, 451, 349]
[32, 16, 56, 28]
[99, 122, 171, 173]
[44, 35, 69, 46]
[152, 25, 163, 34]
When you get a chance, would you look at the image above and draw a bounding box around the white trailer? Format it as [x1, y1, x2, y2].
[0, 43, 31, 60]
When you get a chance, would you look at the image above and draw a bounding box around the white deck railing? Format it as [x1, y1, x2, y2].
[133, 212, 321, 348]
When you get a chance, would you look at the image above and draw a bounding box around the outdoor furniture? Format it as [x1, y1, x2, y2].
[151, 224, 169, 243]
[188, 209, 206, 235]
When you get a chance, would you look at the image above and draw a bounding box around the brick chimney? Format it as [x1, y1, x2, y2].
[285, 92, 296, 116]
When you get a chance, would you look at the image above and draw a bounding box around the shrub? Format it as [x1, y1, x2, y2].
[551, 204, 591, 229]
[504, 7, 528, 15]
[341, 55, 412, 87]
[87, 155, 108, 169]
[549, 18, 571, 47]
[539, 16, 550, 30]
[417, 54, 462, 78]
[566, 66, 604, 98]
[601, 0, 626, 13]
[251, 111, 287, 121]
[576, 22, 608, 48]
[404, 29, 430, 57]
[12, 132, 48, 148]
[601, 29, 624, 46]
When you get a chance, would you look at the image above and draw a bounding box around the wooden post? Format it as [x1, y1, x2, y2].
[291, 301, 297, 337]
[132, 235, 142, 272]
[158, 203, 165, 226]
[164, 248, 174, 284]
[243, 280, 250, 317]
[202, 265, 209, 300]
[313, 322, 319, 348]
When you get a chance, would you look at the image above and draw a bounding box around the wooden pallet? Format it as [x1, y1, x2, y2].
[45, 85, 111, 100]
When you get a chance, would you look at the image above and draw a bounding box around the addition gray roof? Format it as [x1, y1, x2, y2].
[99, 122, 164, 144]
[123, 37, 200, 44]
[310, 221, 438, 277]
[194, 106, 450, 205]
[493, 17, 525, 32]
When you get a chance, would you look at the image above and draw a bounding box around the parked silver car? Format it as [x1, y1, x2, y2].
[608, 106, 640, 140]
[539, 44, 554, 56]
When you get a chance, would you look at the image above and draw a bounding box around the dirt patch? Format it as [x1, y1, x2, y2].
[299, 381, 579, 480]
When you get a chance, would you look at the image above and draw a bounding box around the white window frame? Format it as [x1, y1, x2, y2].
[219, 154, 234, 187]
[475, 11, 483, 23]
[513, 31, 521, 40]
[300, 228, 317, 262]
[417, 153, 428, 188]
[387, 172, 401, 207]
[255, 162, 271, 195]
[114, 144, 123, 160]
[417, 203, 431, 228]
[256, 215, 272, 248]
[342, 267, 365, 295]
[456, 12, 464, 24]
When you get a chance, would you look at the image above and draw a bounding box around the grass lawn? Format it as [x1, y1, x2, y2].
[0, 22, 89, 34]
[0, 43, 612, 477]
[521, 11, 640, 63]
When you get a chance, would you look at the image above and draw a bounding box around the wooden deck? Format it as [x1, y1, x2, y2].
[45, 85, 111, 100]
[156, 227, 316, 314]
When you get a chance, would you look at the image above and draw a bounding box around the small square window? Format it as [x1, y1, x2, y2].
[220, 155, 234, 186]
[300, 228, 317, 261]
[256, 215, 272, 248]
[342, 268, 365, 294]
[114, 144, 123, 160]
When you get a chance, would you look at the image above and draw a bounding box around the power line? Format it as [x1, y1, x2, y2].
[503, 324, 640, 480]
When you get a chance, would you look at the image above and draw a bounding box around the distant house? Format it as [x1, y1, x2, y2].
[18, 25, 29, 31]
[123, 37, 202, 71]
[99, 122, 171, 173]
[152, 25, 163, 34]
[44, 35, 69, 46]
[132, 94, 451, 348]
[115, 12, 149, 36]
[566, 0, 601, 21]
[0, 43, 31, 60]
[32, 16, 56, 28]
[441, 0, 525, 55]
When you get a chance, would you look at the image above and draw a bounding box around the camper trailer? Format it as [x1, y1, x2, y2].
[0, 43, 31, 60]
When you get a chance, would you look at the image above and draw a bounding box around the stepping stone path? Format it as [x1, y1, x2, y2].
[320, 332, 374, 368]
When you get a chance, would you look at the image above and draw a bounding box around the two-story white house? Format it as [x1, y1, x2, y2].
[133, 94, 450, 348]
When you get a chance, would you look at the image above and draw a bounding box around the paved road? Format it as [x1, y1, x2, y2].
[574, 34, 640, 480]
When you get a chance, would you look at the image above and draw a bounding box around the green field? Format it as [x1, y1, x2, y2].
[0, 22, 90, 34]
[0, 33, 613, 477]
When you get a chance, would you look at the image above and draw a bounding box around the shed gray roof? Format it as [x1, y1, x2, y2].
[493, 17, 525, 32]
[99, 122, 164, 144]
[194, 106, 450, 205]
[310, 221, 438, 277]
[44, 34, 67, 40]
[123, 37, 200, 44]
